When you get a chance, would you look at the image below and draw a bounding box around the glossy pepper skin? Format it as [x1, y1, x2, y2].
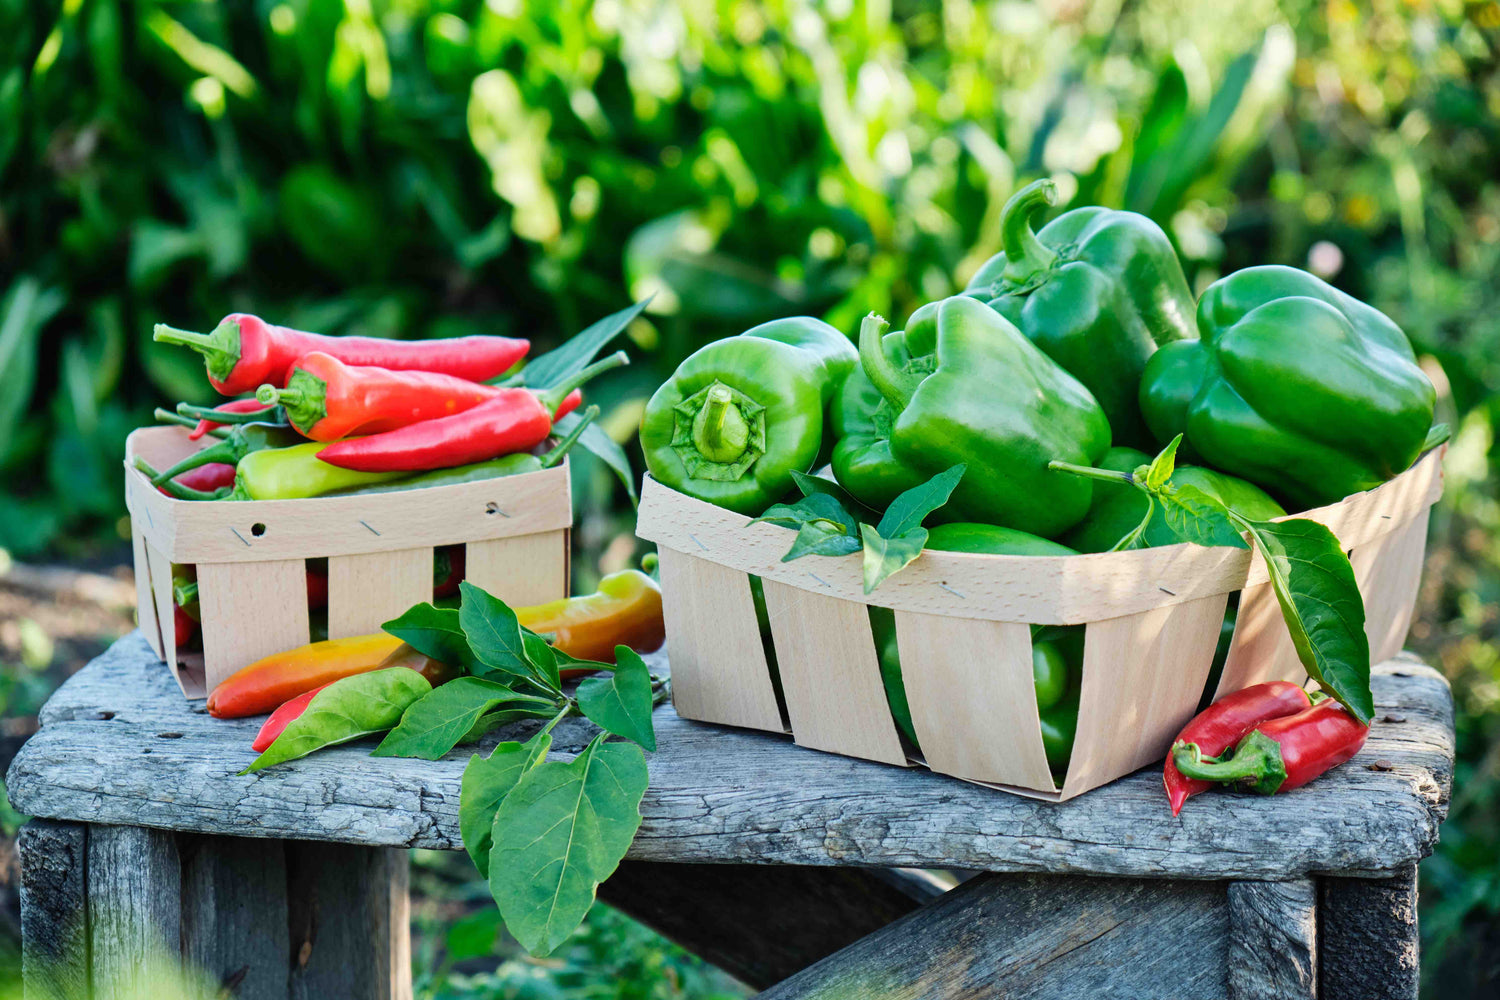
[1062, 447, 1286, 553]
[1172, 698, 1370, 796]
[1162, 681, 1313, 815]
[514, 569, 665, 673]
[963, 180, 1195, 449]
[232, 441, 410, 500]
[154, 314, 529, 396]
[641, 317, 857, 515]
[854, 299, 1110, 538]
[1139, 266, 1437, 509]
[316, 352, 624, 473]
[873, 526, 1082, 771]
[258, 352, 503, 442]
[206, 636, 453, 718]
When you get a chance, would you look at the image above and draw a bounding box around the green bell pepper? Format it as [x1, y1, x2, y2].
[849, 297, 1111, 538]
[1138, 265, 1437, 509]
[963, 180, 1196, 449]
[874, 525, 1082, 775]
[641, 317, 856, 515]
[1062, 447, 1286, 553]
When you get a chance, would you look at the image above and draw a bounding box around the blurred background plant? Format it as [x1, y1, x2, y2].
[0, 0, 1496, 994]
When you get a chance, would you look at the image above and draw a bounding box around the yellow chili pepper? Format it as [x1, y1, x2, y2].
[516, 569, 665, 672]
[206, 634, 450, 718]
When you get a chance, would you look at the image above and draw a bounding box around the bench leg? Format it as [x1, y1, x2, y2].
[1227, 879, 1317, 999]
[17, 822, 412, 1000]
[1318, 867, 1419, 1000]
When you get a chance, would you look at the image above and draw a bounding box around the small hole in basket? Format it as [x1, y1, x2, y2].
[251, 523, 267, 537]
[484, 503, 499, 515]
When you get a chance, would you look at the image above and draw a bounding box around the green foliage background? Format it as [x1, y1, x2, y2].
[3, 0, 1499, 994]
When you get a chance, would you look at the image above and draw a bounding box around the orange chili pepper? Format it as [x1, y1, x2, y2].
[516, 569, 665, 675]
[206, 634, 456, 718]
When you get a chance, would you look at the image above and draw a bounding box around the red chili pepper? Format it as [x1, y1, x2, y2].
[183, 399, 280, 440]
[316, 352, 627, 473]
[255, 351, 503, 441]
[1163, 681, 1312, 816]
[553, 389, 582, 421]
[155, 463, 237, 498]
[251, 683, 332, 751]
[433, 545, 465, 599]
[1171, 699, 1371, 798]
[173, 604, 197, 647]
[154, 314, 530, 396]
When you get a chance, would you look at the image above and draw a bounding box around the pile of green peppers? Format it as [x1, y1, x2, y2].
[641, 180, 1439, 784]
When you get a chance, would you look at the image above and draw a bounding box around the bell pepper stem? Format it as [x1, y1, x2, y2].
[859, 313, 922, 410]
[1171, 732, 1288, 795]
[691, 384, 751, 464]
[535, 351, 630, 415]
[1000, 179, 1061, 285]
[540, 405, 599, 468]
[1047, 459, 1136, 485]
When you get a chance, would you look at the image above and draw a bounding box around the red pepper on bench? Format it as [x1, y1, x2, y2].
[1171, 699, 1371, 797]
[316, 351, 627, 473]
[1163, 681, 1312, 815]
[154, 314, 530, 395]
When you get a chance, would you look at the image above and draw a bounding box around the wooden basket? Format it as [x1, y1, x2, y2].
[635, 446, 1445, 801]
[125, 425, 572, 698]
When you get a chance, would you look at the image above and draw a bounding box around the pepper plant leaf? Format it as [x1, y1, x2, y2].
[382, 602, 479, 675]
[1144, 434, 1181, 491]
[459, 731, 552, 879]
[752, 491, 858, 534]
[554, 410, 637, 504]
[488, 734, 649, 956]
[784, 520, 862, 561]
[876, 463, 966, 537]
[240, 668, 431, 774]
[521, 629, 562, 691]
[1236, 516, 1373, 724]
[576, 647, 657, 750]
[459, 582, 531, 681]
[373, 677, 557, 760]
[1156, 484, 1250, 549]
[1422, 422, 1451, 451]
[520, 297, 651, 390]
[860, 524, 928, 594]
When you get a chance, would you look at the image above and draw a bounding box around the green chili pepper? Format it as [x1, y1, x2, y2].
[640, 317, 857, 514]
[232, 442, 410, 500]
[240, 666, 433, 773]
[843, 299, 1110, 538]
[963, 179, 1196, 449]
[1062, 447, 1286, 553]
[326, 406, 598, 497]
[149, 409, 303, 485]
[1138, 265, 1437, 509]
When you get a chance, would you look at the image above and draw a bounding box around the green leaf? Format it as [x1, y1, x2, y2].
[576, 647, 657, 751]
[876, 464, 966, 537]
[1422, 423, 1451, 451]
[1156, 484, 1250, 549]
[783, 521, 862, 561]
[488, 735, 649, 956]
[240, 668, 432, 774]
[555, 410, 637, 504]
[860, 524, 928, 594]
[459, 582, 530, 680]
[753, 491, 858, 535]
[373, 677, 557, 760]
[459, 731, 552, 879]
[1240, 517, 1373, 724]
[522, 630, 562, 691]
[382, 603, 478, 675]
[1144, 434, 1182, 491]
[1109, 495, 1158, 552]
[552, 647, 616, 675]
[790, 469, 857, 508]
[521, 298, 651, 389]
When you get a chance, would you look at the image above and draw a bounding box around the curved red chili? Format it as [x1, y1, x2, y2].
[1163, 681, 1311, 816]
[251, 683, 332, 752]
[1172, 699, 1371, 797]
[154, 314, 529, 395]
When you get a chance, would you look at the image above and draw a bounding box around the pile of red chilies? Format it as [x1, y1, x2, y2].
[1164, 681, 1372, 814]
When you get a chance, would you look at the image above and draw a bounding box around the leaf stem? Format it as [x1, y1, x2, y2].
[1047, 460, 1136, 486]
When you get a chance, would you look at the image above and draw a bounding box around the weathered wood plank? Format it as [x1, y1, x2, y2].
[18, 821, 88, 1000]
[179, 834, 291, 1000]
[1227, 880, 1317, 999]
[6, 635, 1453, 880]
[759, 872, 1230, 1000]
[286, 842, 411, 1000]
[597, 862, 947, 989]
[87, 825, 183, 997]
[1319, 867, 1419, 1000]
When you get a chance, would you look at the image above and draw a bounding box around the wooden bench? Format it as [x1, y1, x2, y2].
[8, 632, 1453, 999]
